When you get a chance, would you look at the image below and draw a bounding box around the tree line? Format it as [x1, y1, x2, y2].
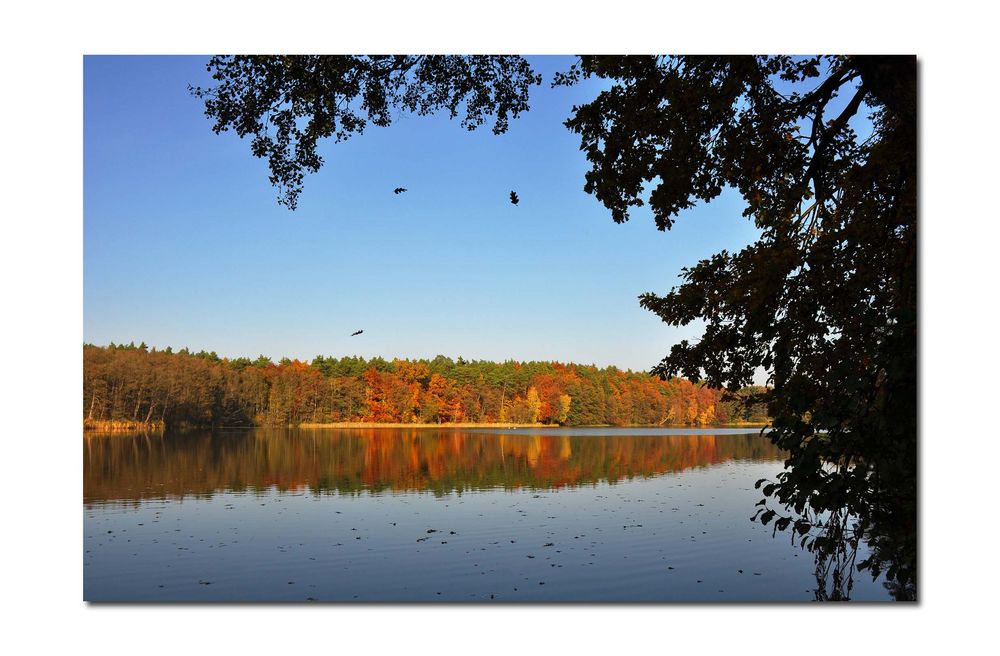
[83, 342, 768, 430]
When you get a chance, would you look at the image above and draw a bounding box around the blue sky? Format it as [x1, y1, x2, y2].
[84, 55, 763, 372]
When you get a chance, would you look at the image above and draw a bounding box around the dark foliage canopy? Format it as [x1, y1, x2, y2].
[192, 54, 916, 598]
[557, 56, 915, 598]
[191, 55, 541, 209]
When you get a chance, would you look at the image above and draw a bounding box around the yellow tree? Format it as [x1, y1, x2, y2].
[526, 386, 542, 424]
[556, 394, 572, 425]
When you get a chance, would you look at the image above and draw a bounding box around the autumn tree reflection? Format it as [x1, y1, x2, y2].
[84, 430, 784, 504]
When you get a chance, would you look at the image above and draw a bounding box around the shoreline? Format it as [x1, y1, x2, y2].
[298, 422, 556, 429]
[84, 420, 768, 433]
[296, 422, 769, 429]
[84, 419, 165, 433]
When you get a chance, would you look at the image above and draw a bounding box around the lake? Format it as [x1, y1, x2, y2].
[83, 427, 891, 601]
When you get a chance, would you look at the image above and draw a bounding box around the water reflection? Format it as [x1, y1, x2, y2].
[84, 428, 785, 504]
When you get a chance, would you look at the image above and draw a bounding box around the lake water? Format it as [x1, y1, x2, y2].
[83, 427, 891, 601]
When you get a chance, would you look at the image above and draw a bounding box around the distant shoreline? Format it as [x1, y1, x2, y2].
[84, 419, 165, 433]
[297, 421, 769, 429]
[299, 422, 556, 429]
[84, 420, 768, 433]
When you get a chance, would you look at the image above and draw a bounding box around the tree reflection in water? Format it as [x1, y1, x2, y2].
[84, 428, 910, 600]
[84, 428, 785, 502]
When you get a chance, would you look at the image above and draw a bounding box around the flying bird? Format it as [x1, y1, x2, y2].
[509, 190, 519, 206]
[350, 330, 364, 337]
[393, 187, 407, 195]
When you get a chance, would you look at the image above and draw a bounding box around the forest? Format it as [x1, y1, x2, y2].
[83, 343, 768, 430]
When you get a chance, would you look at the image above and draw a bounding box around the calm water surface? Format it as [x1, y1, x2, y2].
[83, 428, 890, 601]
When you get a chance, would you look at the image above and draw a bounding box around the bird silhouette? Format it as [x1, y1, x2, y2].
[509, 190, 519, 205]
[350, 330, 363, 337]
[393, 187, 407, 195]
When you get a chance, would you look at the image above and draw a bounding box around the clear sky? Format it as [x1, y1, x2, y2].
[83, 55, 763, 372]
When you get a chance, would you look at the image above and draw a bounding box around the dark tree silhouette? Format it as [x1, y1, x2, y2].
[191, 54, 916, 598]
[557, 55, 916, 598]
[509, 190, 519, 205]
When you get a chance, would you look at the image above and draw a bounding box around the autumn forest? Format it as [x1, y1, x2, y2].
[83, 343, 768, 430]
